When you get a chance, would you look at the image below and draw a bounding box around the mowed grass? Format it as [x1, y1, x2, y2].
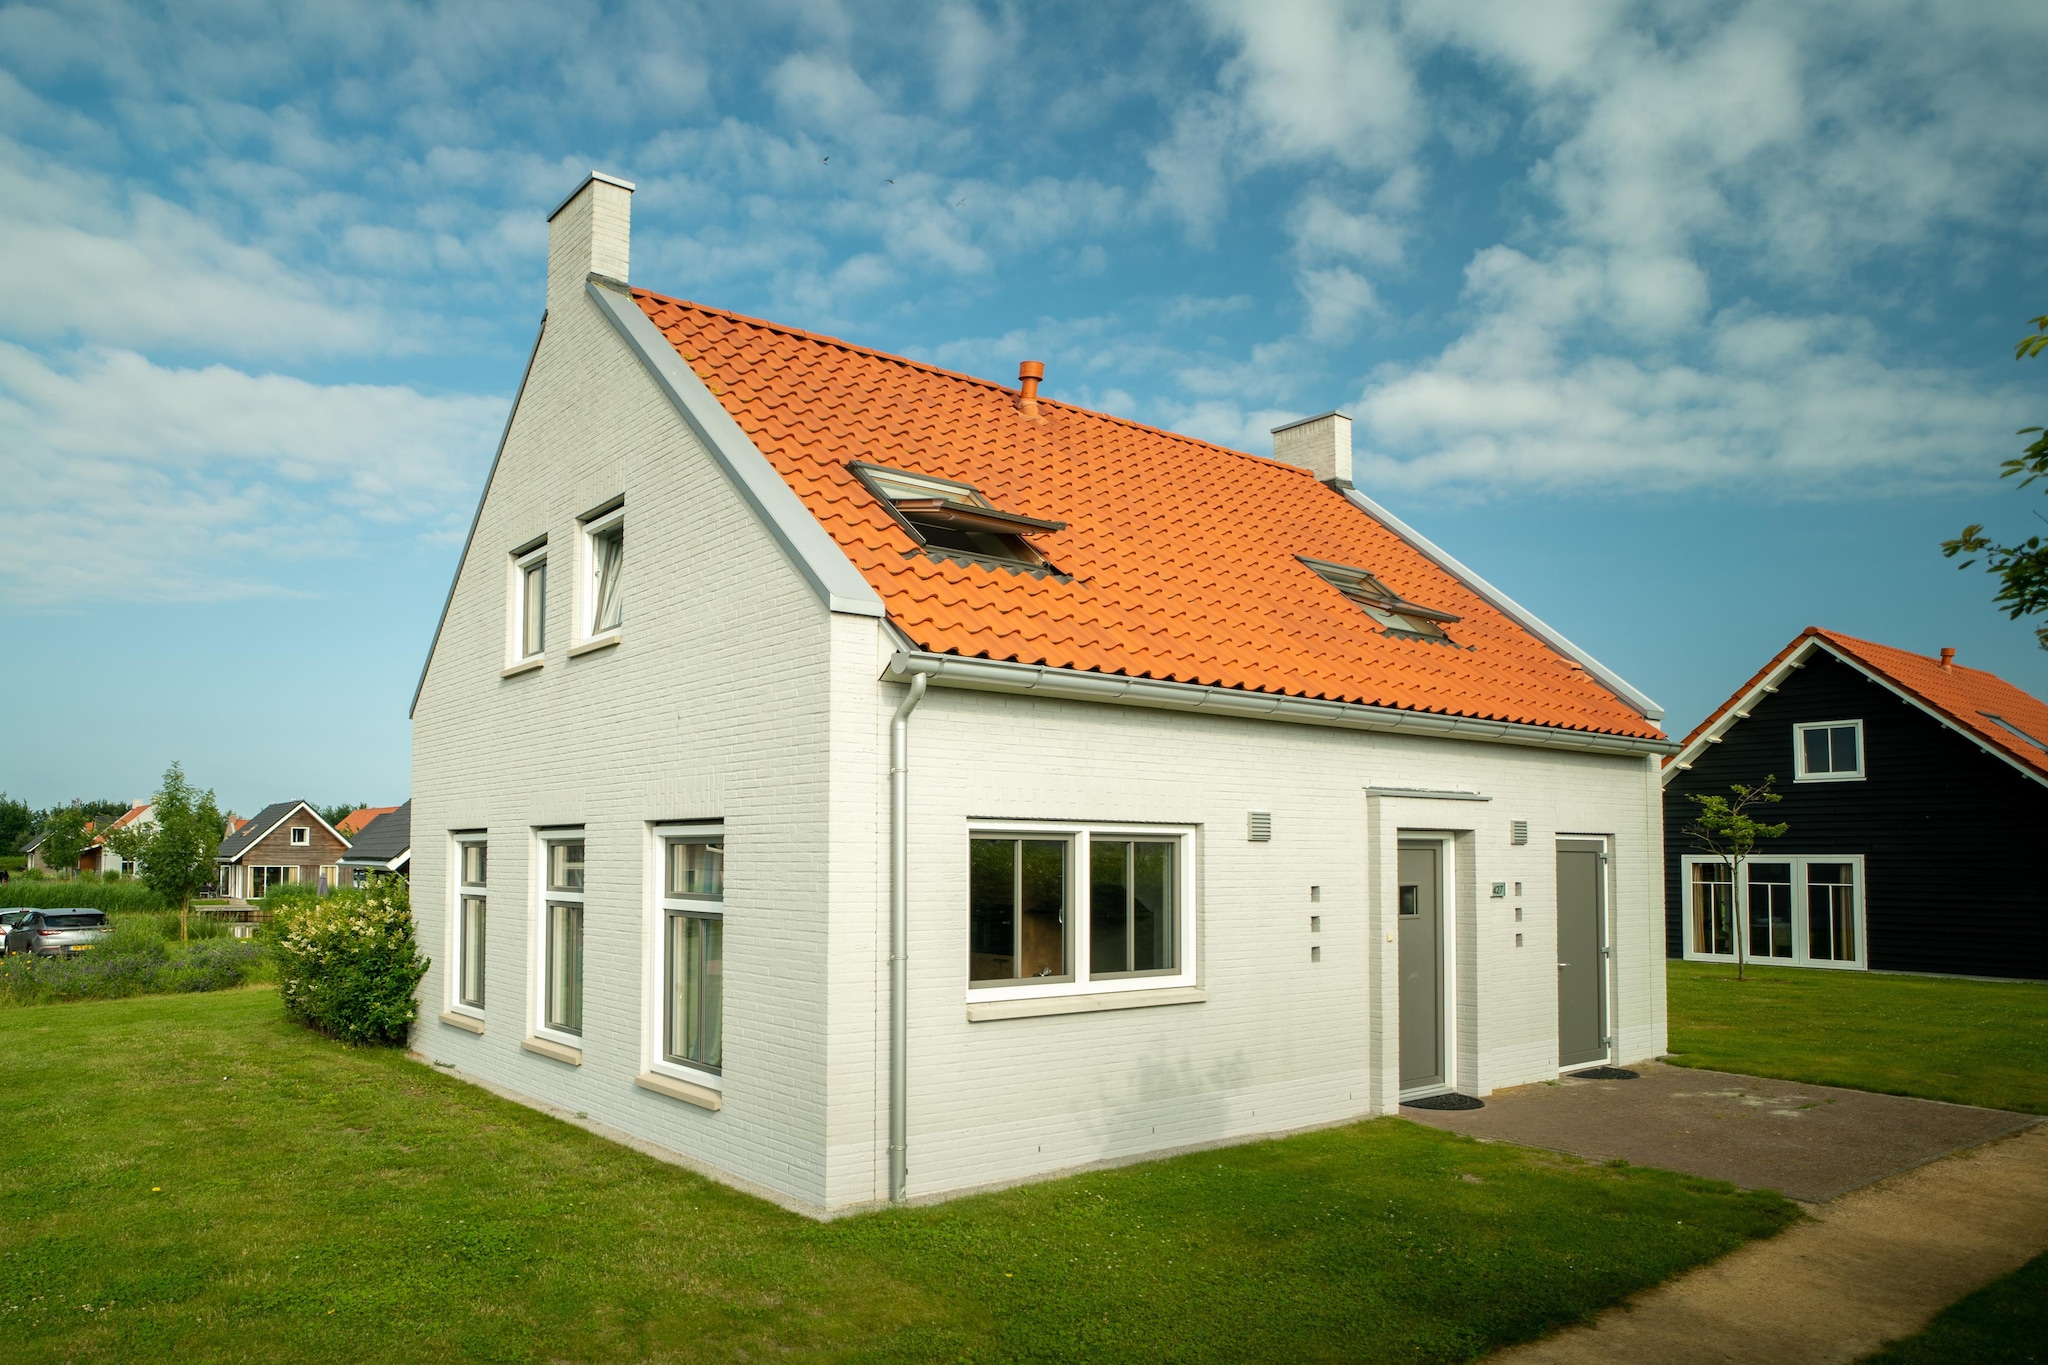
[0, 990, 1796, 1364]
[1665, 962, 2048, 1114]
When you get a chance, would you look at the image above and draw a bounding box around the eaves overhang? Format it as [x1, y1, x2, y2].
[885, 650, 1679, 757]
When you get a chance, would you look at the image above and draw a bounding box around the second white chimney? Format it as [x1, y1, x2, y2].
[1272, 411, 1353, 487]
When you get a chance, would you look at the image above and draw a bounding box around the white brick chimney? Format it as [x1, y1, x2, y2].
[1272, 411, 1353, 487]
[547, 170, 635, 312]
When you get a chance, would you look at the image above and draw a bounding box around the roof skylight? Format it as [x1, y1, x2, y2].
[853, 461, 1065, 572]
[1299, 556, 1461, 643]
[1979, 712, 2048, 752]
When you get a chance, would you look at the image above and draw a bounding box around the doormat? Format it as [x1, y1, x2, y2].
[1403, 1093, 1484, 1111]
[1568, 1066, 1640, 1080]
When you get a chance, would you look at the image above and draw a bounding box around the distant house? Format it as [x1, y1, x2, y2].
[1663, 628, 2048, 981]
[214, 801, 352, 900]
[20, 830, 52, 873]
[337, 806, 399, 839]
[79, 803, 153, 876]
[338, 801, 410, 886]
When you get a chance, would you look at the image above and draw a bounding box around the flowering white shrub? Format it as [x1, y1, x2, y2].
[272, 881, 427, 1046]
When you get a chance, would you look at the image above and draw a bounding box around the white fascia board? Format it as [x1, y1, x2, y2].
[885, 650, 1678, 757]
[1660, 636, 2048, 791]
[585, 277, 886, 621]
[1340, 487, 1664, 722]
[411, 314, 549, 719]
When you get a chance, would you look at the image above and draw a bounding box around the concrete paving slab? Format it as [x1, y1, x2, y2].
[1403, 1064, 2037, 1202]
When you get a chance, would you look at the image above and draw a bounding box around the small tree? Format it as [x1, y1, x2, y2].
[105, 764, 224, 944]
[39, 805, 93, 879]
[1683, 777, 1789, 981]
[1943, 313, 2048, 649]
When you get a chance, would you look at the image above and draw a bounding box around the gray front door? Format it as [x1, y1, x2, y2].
[1398, 841, 1444, 1090]
[1556, 840, 1607, 1068]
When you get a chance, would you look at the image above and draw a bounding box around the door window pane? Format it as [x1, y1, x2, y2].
[1808, 863, 1857, 962]
[548, 840, 584, 892]
[665, 912, 723, 1071]
[546, 902, 583, 1033]
[1748, 863, 1794, 959]
[460, 896, 486, 1008]
[1692, 862, 1733, 955]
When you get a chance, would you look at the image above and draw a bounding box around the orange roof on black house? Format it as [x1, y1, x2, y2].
[1668, 627, 2048, 786]
[632, 290, 1666, 743]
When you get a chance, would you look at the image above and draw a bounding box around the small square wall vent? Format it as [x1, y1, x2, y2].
[1511, 820, 1529, 846]
[1248, 811, 1273, 842]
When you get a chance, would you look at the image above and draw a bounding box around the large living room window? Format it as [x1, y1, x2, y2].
[455, 837, 487, 1012]
[542, 837, 585, 1036]
[1683, 855, 1865, 969]
[249, 865, 295, 899]
[967, 823, 1194, 997]
[657, 827, 723, 1079]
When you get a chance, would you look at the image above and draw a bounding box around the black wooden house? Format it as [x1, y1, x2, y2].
[1663, 628, 2048, 981]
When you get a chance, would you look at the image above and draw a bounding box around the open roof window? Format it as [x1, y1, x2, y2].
[1300, 556, 1461, 643]
[1980, 712, 2048, 752]
[852, 462, 1065, 572]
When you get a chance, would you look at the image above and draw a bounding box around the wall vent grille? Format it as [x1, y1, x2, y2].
[1511, 820, 1529, 846]
[1248, 811, 1273, 842]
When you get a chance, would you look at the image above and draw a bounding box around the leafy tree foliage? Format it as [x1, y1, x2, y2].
[37, 806, 94, 876]
[1683, 776, 1789, 982]
[317, 803, 368, 831]
[101, 763, 224, 942]
[1944, 314, 2048, 649]
[0, 793, 33, 856]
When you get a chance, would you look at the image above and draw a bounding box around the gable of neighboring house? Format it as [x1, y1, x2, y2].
[338, 801, 410, 881]
[215, 801, 352, 898]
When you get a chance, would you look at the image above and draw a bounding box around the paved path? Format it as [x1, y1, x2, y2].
[1482, 1122, 2048, 1364]
[1405, 1064, 2034, 1202]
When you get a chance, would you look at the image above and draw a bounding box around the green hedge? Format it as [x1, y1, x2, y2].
[0, 880, 168, 913]
[272, 882, 427, 1046]
[0, 917, 264, 1005]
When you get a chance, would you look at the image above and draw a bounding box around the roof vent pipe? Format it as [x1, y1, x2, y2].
[1017, 360, 1043, 417]
[1273, 411, 1353, 488]
[1940, 647, 1956, 669]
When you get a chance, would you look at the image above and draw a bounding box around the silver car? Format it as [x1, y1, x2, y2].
[0, 909, 29, 955]
[5, 909, 112, 958]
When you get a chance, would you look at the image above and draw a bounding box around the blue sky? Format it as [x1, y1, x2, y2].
[3, 0, 2045, 814]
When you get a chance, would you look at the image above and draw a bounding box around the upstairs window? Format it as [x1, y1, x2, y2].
[1299, 556, 1461, 643]
[852, 462, 1065, 572]
[290, 827, 309, 846]
[1794, 720, 1864, 781]
[511, 540, 548, 660]
[581, 500, 625, 638]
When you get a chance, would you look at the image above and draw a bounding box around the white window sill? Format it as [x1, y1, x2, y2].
[635, 1071, 722, 1111]
[437, 1010, 484, 1035]
[500, 657, 545, 678]
[520, 1035, 583, 1065]
[966, 985, 1206, 1022]
[1794, 773, 1864, 783]
[568, 632, 622, 658]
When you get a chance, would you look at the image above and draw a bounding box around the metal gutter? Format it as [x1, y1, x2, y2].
[1339, 487, 1665, 722]
[585, 276, 885, 621]
[887, 673, 927, 1203]
[884, 651, 1678, 757]
[411, 313, 549, 719]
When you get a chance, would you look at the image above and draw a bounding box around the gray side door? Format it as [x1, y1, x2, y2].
[1556, 840, 1607, 1068]
[1397, 841, 1444, 1090]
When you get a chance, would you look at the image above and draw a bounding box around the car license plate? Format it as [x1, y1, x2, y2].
[70, 944, 93, 952]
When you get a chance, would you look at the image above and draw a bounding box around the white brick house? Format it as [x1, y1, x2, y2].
[409, 170, 1677, 1217]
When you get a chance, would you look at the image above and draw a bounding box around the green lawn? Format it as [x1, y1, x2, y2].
[1666, 962, 2048, 1114]
[1862, 1251, 2048, 1365]
[0, 990, 1796, 1364]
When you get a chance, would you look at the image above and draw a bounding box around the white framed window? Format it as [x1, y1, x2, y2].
[509, 541, 548, 662]
[966, 822, 1196, 1000]
[1794, 720, 1864, 781]
[580, 503, 625, 640]
[290, 826, 309, 846]
[648, 824, 723, 1085]
[452, 836, 488, 1014]
[1682, 855, 1866, 970]
[537, 835, 585, 1040]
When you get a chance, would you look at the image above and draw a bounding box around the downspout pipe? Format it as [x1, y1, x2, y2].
[888, 671, 928, 1203]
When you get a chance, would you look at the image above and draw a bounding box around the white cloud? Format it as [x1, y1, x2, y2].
[0, 344, 503, 603]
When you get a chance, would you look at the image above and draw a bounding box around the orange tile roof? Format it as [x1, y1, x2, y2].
[337, 806, 398, 838]
[1676, 627, 2048, 782]
[636, 290, 1666, 741]
[88, 803, 151, 846]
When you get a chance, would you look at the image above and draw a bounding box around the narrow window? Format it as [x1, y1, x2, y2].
[1747, 862, 1794, 960]
[544, 838, 585, 1035]
[661, 834, 724, 1073]
[1089, 839, 1177, 975]
[1807, 863, 1858, 962]
[969, 837, 1070, 984]
[1691, 862, 1733, 955]
[518, 552, 548, 658]
[1794, 721, 1864, 780]
[589, 521, 624, 635]
[457, 839, 487, 1010]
